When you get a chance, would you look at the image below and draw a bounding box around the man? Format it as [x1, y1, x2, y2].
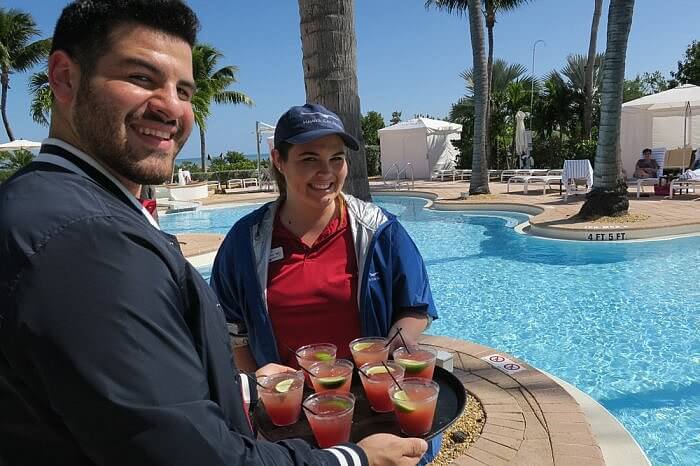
[0, 1, 426, 465]
[634, 148, 659, 178]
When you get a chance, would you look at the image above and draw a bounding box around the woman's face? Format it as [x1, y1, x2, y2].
[273, 134, 348, 212]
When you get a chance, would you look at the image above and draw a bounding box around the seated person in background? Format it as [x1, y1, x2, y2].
[634, 148, 659, 178]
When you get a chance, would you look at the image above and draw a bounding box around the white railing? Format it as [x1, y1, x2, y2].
[383, 162, 414, 191]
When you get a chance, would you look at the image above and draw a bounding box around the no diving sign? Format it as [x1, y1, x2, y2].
[482, 354, 525, 374]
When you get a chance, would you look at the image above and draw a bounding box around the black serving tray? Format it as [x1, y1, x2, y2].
[255, 366, 466, 445]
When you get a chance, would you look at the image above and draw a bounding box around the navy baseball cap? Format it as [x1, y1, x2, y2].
[274, 103, 360, 151]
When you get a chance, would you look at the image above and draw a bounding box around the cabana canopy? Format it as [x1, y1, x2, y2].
[378, 117, 462, 179]
[621, 84, 700, 175]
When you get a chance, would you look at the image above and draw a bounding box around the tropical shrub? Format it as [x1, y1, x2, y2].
[364, 145, 380, 176]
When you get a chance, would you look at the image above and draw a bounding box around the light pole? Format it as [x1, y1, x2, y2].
[529, 39, 545, 130]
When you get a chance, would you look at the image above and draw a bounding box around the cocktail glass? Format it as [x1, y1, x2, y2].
[358, 361, 405, 413]
[388, 378, 440, 436]
[303, 392, 356, 448]
[296, 343, 337, 386]
[258, 370, 305, 426]
[308, 359, 354, 393]
[349, 337, 389, 367]
[392, 345, 437, 379]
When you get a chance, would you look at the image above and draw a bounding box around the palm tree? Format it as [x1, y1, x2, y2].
[297, 0, 370, 200]
[191, 43, 252, 171]
[458, 59, 532, 167]
[426, 0, 490, 194]
[578, 0, 635, 219]
[0, 8, 51, 141]
[428, 0, 531, 169]
[29, 69, 51, 126]
[583, 0, 603, 139]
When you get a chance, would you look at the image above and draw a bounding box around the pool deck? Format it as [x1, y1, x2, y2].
[419, 335, 648, 466]
[175, 177, 700, 252]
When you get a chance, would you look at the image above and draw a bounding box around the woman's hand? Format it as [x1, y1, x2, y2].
[387, 311, 429, 353]
[255, 363, 297, 379]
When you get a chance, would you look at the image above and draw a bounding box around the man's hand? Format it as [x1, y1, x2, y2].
[255, 363, 296, 379]
[358, 433, 427, 466]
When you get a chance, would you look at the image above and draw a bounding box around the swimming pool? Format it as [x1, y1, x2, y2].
[160, 196, 700, 465]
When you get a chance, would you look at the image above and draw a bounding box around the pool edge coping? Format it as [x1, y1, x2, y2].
[372, 190, 700, 241]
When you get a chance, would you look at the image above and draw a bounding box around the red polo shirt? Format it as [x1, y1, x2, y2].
[267, 205, 360, 366]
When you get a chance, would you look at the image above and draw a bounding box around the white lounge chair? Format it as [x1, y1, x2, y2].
[562, 160, 593, 201]
[626, 147, 666, 198]
[431, 169, 456, 181]
[226, 178, 243, 189]
[454, 169, 471, 180]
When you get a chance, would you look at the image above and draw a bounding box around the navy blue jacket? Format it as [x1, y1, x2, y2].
[0, 141, 366, 466]
[211, 196, 438, 366]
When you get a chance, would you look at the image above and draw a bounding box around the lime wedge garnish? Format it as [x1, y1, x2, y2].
[275, 378, 295, 393]
[326, 399, 353, 411]
[317, 376, 347, 389]
[352, 342, 375, 352]
[392, 390, 416, 413]
[314, 351, 334, 362]
[366, 365, 394, 376]
[396, 358, 429, 374]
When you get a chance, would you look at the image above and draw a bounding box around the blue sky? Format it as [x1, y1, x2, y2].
[5, 0, 699, 157]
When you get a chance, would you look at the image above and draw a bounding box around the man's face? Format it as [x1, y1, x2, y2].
[72, 24, 195, 185]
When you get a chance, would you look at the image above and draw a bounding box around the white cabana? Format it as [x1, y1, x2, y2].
[378, 117, 462, 179]
[0, 139, 41, 152]
[621, 84, 700, 175]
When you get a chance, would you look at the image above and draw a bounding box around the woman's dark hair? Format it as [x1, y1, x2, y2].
[643, 148, 652, 155]
[271, 141, 292, 200]
[51, 0, 199, 76]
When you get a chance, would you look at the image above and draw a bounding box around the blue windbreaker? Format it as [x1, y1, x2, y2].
[210, 194, 438, 366]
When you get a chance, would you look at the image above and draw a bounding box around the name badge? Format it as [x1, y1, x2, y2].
[269, 246, 284, 263]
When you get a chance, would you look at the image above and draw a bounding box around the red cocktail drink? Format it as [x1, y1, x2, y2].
[349, 337, 389, 367]
[258, 371, 305, 426]
[303, 392, 356, 448]
[358, 361, 405, 413]
[392, 345, 437, 379]
[388, 378, 440, 436]
[296, 343, 337, 386]
[308, 359, 354, 394]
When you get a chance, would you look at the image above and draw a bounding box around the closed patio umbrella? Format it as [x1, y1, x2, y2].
[515, 111, 528, 167]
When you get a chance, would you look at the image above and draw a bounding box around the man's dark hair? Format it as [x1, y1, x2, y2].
[51, 0, 199, 75]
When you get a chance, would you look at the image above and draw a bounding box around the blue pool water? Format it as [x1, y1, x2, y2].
[160, 196, 700, 465]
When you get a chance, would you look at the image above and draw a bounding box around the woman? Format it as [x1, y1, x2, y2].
[210, 103, 437, 371]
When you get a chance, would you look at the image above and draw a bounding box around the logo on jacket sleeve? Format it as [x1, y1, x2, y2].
[369, 271, 380, 282]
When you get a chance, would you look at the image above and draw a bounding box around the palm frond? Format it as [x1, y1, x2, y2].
[425, 0, 469, 16]
[28, 70, 52, 126]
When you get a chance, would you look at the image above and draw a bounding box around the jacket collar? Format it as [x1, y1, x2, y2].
[36, 138, 160, 230]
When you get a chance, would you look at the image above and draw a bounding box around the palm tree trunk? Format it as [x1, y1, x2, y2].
[298, 0, 370, 201]
[485, 2, 495, 169]
[199, 125, 206, 172]
[467, 0, 490, 195]
[583, 0, 603, 139]
[578, 0, 635, 219]
[1, 69, 16, 141]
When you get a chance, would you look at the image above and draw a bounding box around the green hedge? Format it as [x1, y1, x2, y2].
[365, 145, 380, 176]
